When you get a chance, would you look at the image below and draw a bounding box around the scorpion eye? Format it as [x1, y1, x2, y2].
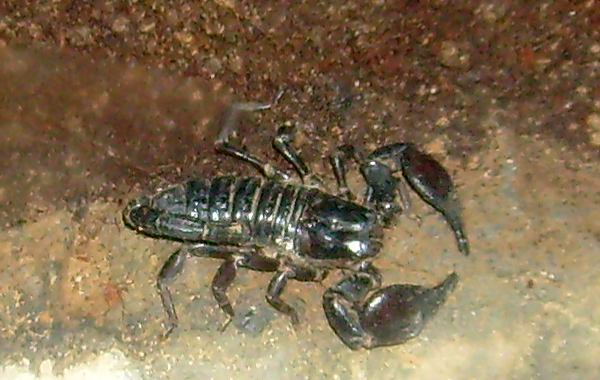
[129, 206, 160, 227]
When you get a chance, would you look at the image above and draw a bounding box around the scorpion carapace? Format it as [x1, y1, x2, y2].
[123, 98, 469, 350]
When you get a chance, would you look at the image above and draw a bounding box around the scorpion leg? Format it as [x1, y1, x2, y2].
[157, 248, 189, 338]
[273, 124, 323, 187]
[190, 244, 281, 317]
[211, 259, 237, 318]
[212, 253, 281, 319]
[215, 139, 290, 180]
[158, 243, 278, 337]
[329, 144, 357, 201]
[366, 143, 470, 255]
[323, 271, 459, 350]
[215, 92, 290, 180]
[266, 267, 328, 325]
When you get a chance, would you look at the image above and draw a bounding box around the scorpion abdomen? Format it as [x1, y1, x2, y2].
[152, 176, 319, 251]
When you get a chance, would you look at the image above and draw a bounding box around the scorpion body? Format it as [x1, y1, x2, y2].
[126, 175, 381, 262]
[123, 99, 469, 349]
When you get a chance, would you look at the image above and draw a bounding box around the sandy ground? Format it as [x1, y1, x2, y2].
[0, 1, 599, 379]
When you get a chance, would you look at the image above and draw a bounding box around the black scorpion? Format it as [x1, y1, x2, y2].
[122, 98, 469, 350]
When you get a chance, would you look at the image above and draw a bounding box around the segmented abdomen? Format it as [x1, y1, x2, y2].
[180, 176, 317, 249]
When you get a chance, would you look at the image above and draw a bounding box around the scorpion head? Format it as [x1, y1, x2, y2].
[300, 196, 383, 260]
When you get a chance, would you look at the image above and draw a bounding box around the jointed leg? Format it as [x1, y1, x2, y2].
[211, 259, 237, 318]
[266, 266, 328, 326]
[157, 243, 275, 337]
[212, 253, 281, 331]
[215, 92, 290, 180]
[273, 124, 324, 187]
[157, 248, 188, 338]
[329, 144, 357, 200]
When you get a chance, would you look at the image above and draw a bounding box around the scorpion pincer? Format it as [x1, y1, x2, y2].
[122, 99, 469, 350]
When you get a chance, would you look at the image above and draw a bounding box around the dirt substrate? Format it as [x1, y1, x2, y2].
[0, 1, 599, 379]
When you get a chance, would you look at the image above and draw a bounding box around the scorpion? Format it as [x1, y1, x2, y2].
[122, 97, 469, 350]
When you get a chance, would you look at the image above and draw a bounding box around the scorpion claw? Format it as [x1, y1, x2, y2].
[323, 272, 459, 350]
[367, 143, 470, 255]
